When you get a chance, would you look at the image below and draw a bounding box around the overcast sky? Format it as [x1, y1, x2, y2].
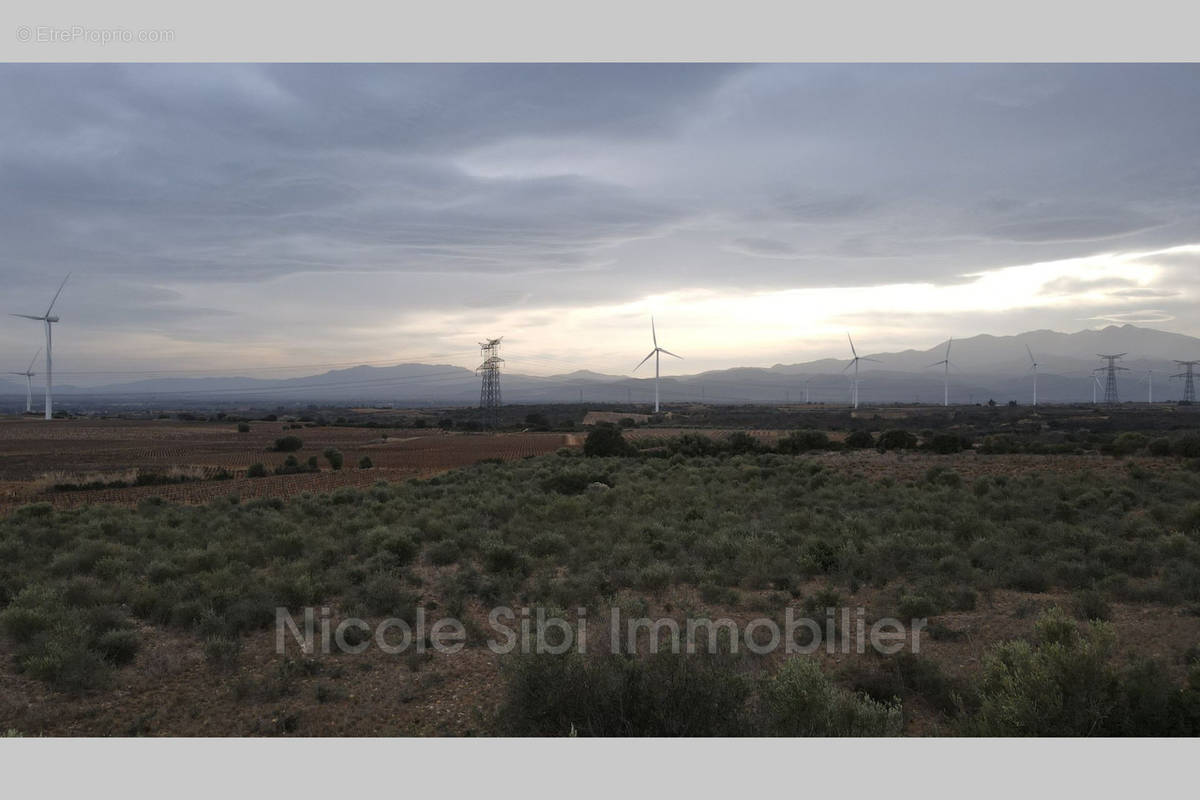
[1, 63, 1198, 382]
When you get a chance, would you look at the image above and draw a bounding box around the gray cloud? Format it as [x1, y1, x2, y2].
[1, 64, 1199, 373]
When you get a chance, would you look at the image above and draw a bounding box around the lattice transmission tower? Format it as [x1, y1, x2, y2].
[477, 337, 504, 427]
[1096, 353, 1127, 405]
[1172, 360, 1198, 404]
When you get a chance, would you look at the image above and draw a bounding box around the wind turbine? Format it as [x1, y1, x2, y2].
[1025, 345, 1039, 406]
[842, 333, 878, 409]
[1092, 375, 1102, 405]
[7, 348, 40, 414]
[1137, 369, 1154, 403]
[634, 316, 682, 413]
[10, 274, 69, 420]
[928, 338, 954, 407]
[803, 376, 814, 404]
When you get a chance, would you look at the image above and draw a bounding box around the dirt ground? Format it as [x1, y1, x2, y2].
[0, 418, 568, 514]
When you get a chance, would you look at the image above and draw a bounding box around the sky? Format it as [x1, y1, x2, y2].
[1, 63, 1198, 383]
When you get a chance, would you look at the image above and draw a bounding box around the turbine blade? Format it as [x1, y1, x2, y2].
[1025, 344, 1035, 364]
[45, 273, 70, 317]
[842, 359, 855, 374]
[659, 348, 683, 360]
[26, 348, 41, 374]
[861, 357, 881, 363]
[846, 332, 857, 358]
[945, 338, 952, 359]
[10, 313, 44, 321]
[634, 350, 656, 371]
[651, 316, 657, 348]
[928, 361, 944, 368]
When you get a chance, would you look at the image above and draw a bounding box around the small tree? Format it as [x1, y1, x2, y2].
[246, 463, 267, 478]
[237, 422, 251, 433]
[358, 456, 374, 469]
[584, 425, 632, 457]
[323, 448, 344, 471]
[273, 435, 303, 452]
[844, 430, 874, 449]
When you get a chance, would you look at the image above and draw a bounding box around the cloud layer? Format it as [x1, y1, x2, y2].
[1, 64, 1198, 378]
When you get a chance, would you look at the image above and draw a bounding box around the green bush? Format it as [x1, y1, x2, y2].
[496, 651, 901, 736]
[927, 432, 964, 454]
[427, 540, 462, 566]
[877, 429, 918, 451]
[1073, 589, 1112, 621]
[844, 430, 874, 449]
[358, 456, 373, 469]
[1112, 432, 1148, 457]
[323, 448, 344, 471]
[972, 608, 1116, 735]
[237, 422, 251, 433]
[94, 628, 140, 666]
[273, 435, 303, 453]
[1148, 437, 1171, 456]
[583, 426, 633, 457]
[777, 430, 831, 454]
[246, 462, 267, 478]
[755, 657, 903, 736]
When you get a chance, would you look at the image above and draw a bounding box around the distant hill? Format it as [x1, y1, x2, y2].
[2, 325, 1198, 408]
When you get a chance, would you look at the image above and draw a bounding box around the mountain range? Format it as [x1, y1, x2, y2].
[2, 325, 1198, 409]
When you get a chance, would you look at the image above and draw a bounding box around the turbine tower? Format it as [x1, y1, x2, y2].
[842, 333, 878, 410]
[634, 316, 682, 413]
[928, 338, 954, 407]
[1096, 353, 1127, 405]
[1092, 375, 1102, 405]
[476, 337, 503, 427]
[1025, 345, 1039, 406]
[1137, 369, 1154, 404]
[1171, 360, 1198, 404]
[7, 348, 40, 414]
[10, 274, 69, 420]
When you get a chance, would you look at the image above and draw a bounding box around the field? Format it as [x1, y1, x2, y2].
[2, 409, 1200, 736]
[0, 418, 569, 514]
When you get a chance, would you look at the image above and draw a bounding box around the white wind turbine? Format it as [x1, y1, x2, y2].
[1137, 368, 1154, 403]
[1025, 345, 1040, 406]
[10, 274, 69, 420]
[928, 338, 954, 407]
[842, 333, 878, 409]
[634, 316, 682, 413]
[7, 349, 41, 414]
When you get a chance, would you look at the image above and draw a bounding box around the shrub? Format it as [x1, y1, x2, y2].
[755, 657, 903, 736]
[427, 540, 461, 566]
[844, 430, 874, 449]
[237, 422, 251, 433]
[1172, 434, 1200, 459]
[777, 430, 831, 454]
[1073, 589, 1112, 622]
[246, 462, 267, 478]
[971, 608, 1119, 735]
[273, 435, 303, 453]
[1112, 432, 1148, 457]
[583, 426, 632, 458]
[358, 456, 373, 469]
[877, 429, 918, 451]
[1148, 437, 1171, 457]
[94, 628, 140, 666]
[897, 595, 941, 619]
[323, 448, 344, 471]
[495, 651, 753, 736]
[927, 432, 964, 454]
